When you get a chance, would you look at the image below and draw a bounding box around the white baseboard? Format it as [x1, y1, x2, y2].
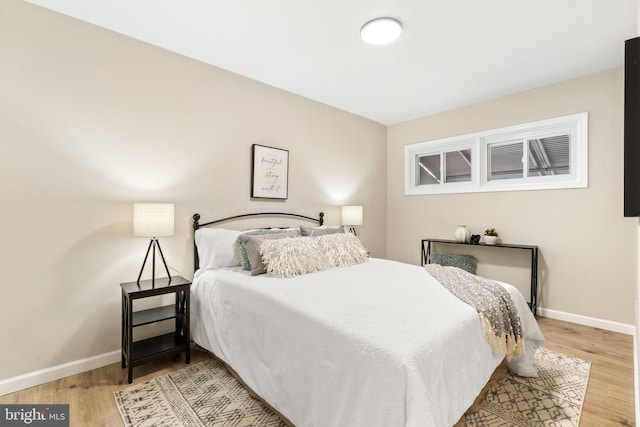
[0, 350, 120, 396]
[538, 307, 636, 335]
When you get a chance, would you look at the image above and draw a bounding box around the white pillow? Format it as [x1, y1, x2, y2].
[195, 228, 241, 269]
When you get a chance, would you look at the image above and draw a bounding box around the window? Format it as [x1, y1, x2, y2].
[417, 149, 472, 185]
[528, 136, 570, 177]
[487, 140, 524, 181]
[405, 113, 588, 195]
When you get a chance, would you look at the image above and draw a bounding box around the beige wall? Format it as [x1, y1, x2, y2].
[387, 68, 637, 325]
[0, 0, 387, 381]
[1, 0, 635, 387]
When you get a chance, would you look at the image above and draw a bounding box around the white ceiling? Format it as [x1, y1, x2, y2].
[26, 0, 639, 125]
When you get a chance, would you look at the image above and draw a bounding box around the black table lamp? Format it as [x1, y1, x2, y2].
[133, 203, 174, 285]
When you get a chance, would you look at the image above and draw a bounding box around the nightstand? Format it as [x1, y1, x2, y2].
[120, 275, 191, 383]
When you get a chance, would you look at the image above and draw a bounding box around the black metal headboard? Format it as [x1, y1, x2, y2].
[192, 211, 324, 271]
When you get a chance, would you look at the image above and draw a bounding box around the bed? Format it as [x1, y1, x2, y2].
[190, 212, 545, 427]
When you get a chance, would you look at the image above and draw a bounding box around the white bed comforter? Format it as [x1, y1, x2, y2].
[191, 258, 544, 427]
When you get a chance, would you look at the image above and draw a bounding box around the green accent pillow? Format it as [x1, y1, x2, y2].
[430, 252, 477, 274]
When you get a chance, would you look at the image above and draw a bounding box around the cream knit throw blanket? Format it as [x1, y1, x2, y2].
[425, 264, 525, 360]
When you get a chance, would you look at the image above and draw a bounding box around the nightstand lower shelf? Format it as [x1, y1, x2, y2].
[130, 333, 189, 364]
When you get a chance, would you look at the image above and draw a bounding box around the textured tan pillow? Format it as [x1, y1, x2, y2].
[238, 231, 299, 276]
[315, 233, 368, 267]
[259, 236, 332, 276]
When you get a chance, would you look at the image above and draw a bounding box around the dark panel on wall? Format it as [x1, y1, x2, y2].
[625, 36, 640, 217]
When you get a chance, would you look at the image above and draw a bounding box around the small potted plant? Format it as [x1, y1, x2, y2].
[484, 228, 499, 245]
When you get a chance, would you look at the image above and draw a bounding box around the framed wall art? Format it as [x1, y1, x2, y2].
[251, 144, 289, 199]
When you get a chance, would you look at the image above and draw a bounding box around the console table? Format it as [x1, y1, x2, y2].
[421, 239, 539, 315]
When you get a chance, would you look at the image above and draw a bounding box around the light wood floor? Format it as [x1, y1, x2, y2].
[536, 317, 636, 427]
[0, 317, 635, 426]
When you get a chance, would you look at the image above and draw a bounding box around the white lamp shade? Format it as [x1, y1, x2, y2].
[341, 205, 363, 226]
[133, 203, 175, 237]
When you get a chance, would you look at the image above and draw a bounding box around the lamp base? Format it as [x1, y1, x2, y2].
[137, 238, 171, 286]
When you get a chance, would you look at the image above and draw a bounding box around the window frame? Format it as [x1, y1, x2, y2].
[405, 137, 479, 195]
[404, 112, 588, 196]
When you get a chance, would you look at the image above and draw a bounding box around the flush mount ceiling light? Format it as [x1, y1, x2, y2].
[360, 17, 402, 45]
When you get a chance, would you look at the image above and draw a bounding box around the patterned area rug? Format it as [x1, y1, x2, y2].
[114, 358, 286, 427]
[114, 347, 590, 427]
[463, 347, 591, 426]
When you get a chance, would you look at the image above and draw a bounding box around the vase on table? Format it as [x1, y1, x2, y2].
[455, 225, 470, 243]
